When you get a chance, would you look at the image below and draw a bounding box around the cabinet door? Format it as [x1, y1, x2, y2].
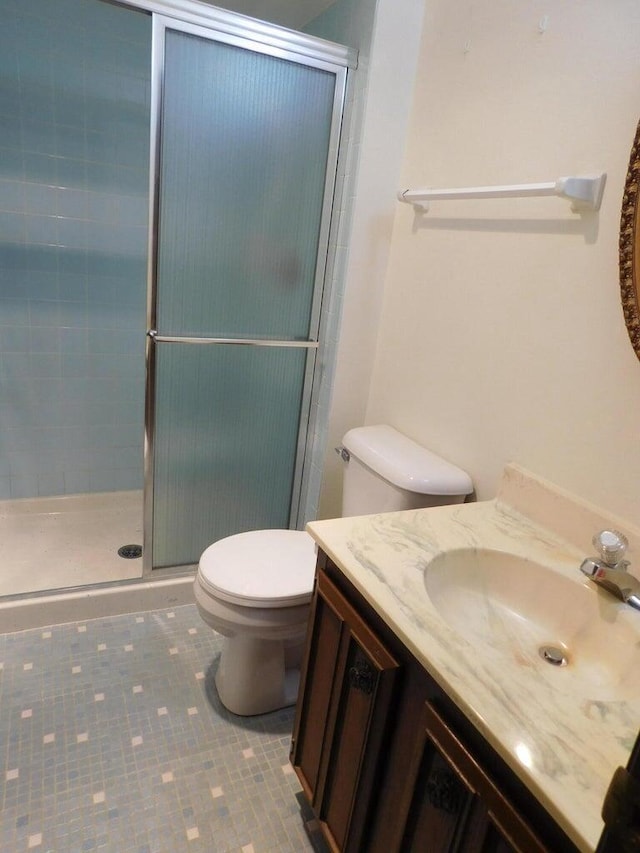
[291, 569, 400, 852]
[402, 702, 549, 853]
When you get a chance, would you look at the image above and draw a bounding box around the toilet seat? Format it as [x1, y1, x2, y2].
[198, 529, 316, 609]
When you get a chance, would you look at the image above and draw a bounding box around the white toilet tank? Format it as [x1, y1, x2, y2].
[340, 424, 472, 517]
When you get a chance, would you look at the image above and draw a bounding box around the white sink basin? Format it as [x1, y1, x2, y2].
[423, 548, 640, 701]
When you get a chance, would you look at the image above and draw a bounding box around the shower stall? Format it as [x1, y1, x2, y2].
[0, 0, 355, 598]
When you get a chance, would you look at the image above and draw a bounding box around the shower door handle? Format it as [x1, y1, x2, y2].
[147, 330, 319, 348]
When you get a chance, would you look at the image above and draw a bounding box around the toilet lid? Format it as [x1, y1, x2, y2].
[198, 529, 317, 608]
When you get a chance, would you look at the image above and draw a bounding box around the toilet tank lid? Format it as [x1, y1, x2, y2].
[342, 425, 473, 496]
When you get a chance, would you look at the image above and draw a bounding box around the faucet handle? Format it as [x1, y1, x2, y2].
[593, 529, 629, 567]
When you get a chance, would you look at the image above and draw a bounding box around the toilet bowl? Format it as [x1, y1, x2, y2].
[194, 424, 473, 716]
[194, 529, 317, 716]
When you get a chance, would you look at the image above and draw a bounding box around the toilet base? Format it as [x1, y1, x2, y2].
[215, 634, 304, 716]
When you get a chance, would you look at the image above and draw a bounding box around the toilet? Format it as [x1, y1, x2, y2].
[193, 424, 473, 715]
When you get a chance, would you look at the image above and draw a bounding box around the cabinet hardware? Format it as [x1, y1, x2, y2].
[426, 768, 465, 815]
[348, 661, 376, 694]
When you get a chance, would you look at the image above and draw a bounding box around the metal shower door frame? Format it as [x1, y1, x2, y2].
[142, 11, 351, 575]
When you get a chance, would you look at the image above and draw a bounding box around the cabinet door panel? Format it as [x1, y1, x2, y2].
[403, 702, 548, 853]
[291, 569, 400, 852]
[291, 582, 343, 804]
[403, 741, 475, 851]
[321, 638, 398, 850]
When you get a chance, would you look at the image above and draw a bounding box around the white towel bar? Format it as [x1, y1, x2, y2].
[397, 173, 606, 212]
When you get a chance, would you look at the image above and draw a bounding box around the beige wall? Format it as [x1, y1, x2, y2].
[315, 0, 426, 517]
[344, 0, 640, 522]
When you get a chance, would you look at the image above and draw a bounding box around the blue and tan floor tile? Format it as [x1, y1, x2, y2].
[0, 605, 326, 852]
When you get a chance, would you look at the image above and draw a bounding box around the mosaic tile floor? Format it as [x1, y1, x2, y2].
[0, 605, 326, 852]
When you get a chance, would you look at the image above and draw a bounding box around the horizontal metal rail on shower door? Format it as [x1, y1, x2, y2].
[147, 331, 319, 348]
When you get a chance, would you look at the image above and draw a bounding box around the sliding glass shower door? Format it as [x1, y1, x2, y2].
[148, 19, 346, 569]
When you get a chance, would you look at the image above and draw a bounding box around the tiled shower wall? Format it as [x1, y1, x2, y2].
[0, 0, 150, 499]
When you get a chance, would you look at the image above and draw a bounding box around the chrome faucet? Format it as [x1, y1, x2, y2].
[580, 530, 640, 611]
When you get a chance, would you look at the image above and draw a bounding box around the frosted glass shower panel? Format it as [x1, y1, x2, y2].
[157, 31, 336, 340]
[152, 343, 308, 568]
[150, 21, 344, 570]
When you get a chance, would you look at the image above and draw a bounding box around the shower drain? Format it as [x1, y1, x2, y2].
[538, 645, 569, 667]
[118, 544, 143, 559]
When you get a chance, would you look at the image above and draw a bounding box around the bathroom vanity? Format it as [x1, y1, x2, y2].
[290, 465, 640, 852]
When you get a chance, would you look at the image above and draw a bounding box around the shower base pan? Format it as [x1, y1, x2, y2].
[0, 489, 144, 598]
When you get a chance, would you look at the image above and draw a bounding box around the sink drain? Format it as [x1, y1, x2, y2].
[538, 645, 568, 667]
[118, 544, 142, 559]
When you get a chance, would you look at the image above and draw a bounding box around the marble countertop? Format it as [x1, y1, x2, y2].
[306, 464, 640, 852]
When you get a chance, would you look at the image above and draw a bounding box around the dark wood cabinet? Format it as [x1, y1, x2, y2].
[291, 553, 581, 853]
[291, 567, 400, 851]
[597, 730, 640, 853]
